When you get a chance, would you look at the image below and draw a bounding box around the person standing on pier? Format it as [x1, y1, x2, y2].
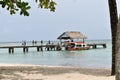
[22, 41, 26, 46]
[35, 40, 37, 45]
[32, 40, 34, 45]
[48, 40, 51, 44]
[24, 41, 26, 46]
[41, 40, 43, 45]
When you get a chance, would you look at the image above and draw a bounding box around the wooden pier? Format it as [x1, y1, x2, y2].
[0, 44, 62, 53]
[0, 43, 106, 53]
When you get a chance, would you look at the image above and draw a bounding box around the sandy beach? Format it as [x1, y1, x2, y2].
[0, 64, 115, 80]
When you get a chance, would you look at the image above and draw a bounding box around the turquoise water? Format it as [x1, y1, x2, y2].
[0, 40, 112, 68]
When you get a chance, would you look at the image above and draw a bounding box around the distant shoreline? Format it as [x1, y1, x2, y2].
[0, 63, 111, 69]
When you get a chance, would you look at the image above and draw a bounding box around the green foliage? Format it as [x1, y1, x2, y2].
[36, 0, 56, 12]
[0, 0, 56, 16]
[16, 1, 31, 16]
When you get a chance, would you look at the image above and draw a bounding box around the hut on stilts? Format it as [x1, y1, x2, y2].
[57, 31, 87, 43]
[57, 31, 89, 50]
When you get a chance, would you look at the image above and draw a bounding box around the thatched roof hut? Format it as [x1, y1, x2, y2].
[57, 31, 87, 43]
[57, 31, 87, 40]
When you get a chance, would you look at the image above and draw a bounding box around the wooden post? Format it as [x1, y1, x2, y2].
[11, 48, 14, 53]
[41, 47, 43, 51]
[47, 47, 49, 51]
[93, 44, 97, 48]
[23, 47, 28, 53]
[37, 47, 40, 51]
[23, 47, 26, 52]
[60, 39, 62, 45]
[103, 44, 106, 48]
[9, 48, 14, 53]
[26, 48, 28, 52]
[9, 48, 11, 53]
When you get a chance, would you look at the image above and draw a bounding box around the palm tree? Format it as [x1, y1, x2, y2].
[108, 0, 118, 75]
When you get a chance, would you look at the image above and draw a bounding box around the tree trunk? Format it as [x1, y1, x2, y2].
[108, 0, 118, 75]
[116, 16, 120, 80]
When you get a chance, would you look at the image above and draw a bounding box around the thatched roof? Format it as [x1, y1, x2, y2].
[57, 31, 87, 40]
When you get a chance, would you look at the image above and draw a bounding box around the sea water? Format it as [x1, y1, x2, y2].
[0, 40, 112, 68]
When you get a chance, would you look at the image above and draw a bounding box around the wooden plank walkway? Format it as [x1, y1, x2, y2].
[0, 43, 106, 53]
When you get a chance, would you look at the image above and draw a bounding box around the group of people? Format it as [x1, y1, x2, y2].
[21, 40, 61, 50]
[32, 40, 37, 45]
[21, 40, 53, 46]
[22, 41, 26, 46]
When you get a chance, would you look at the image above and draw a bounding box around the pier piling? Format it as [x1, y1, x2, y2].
[9, 48, 14, 53]
[23, 47, 28, 53]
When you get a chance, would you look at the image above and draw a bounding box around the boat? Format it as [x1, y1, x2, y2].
[65, 42, 90, 50]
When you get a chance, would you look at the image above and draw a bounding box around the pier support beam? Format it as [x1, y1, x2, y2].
[9, 48, 14, 53]
[103, 44, 106, 48]
[37, 47, 40, 51]
[93, 45, 97, 49]
[23, 47, 28, 53]
[47, 47, 50, 51]
[41, 47, 43, 51]
[37, 47, 43, 52]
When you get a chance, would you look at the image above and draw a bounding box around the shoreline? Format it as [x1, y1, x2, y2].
[0, 63, 115, 80]
[0, 63, 111, 69]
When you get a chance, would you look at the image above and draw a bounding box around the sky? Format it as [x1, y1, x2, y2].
[0, 0, 120, 42]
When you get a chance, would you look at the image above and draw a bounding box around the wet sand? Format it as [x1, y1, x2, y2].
[0, 64, 115, 80]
